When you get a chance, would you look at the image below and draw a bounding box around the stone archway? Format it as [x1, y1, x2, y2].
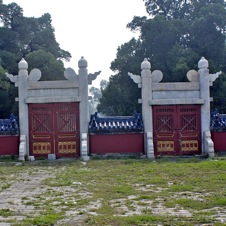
[7, 57, 100, 160]
[129, 57, 221, 158]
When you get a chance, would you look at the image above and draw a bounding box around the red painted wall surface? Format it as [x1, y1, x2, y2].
[0, 136, 19, 155]
[211, 132, 226, 152]
[89, 133, 144, 154]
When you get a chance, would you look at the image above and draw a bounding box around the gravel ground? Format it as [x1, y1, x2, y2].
[0, 160, 225, 226]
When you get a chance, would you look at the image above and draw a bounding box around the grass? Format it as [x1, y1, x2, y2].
[20, 211, 63, 226]
[0, 157, 225, 225]
[0, 208, 13, 217]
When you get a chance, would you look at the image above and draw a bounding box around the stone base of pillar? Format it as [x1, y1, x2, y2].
[203, 131, 215, 158]
[146, 132, 155, 158]
[19, 135, 26, 161]
[28, 156, 35, 161]
[48, 154, 56, 160]
[80, 133, 89, 161]
[81, 156, 90, 161]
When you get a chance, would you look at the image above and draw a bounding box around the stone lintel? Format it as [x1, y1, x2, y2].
[153, 90, 199, 99]
[152, 82, 199, 91]
[28, 80, 79, 89]
[25, 96, 81, 103]
[149, 98, 204, 105]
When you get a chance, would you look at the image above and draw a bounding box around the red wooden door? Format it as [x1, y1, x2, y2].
[153, 105, 201, 156]
[178, 105, 201, 155]
[54, 103, 80, 158]
[29, 104, 54, 157]
[29, 103, 80, 158]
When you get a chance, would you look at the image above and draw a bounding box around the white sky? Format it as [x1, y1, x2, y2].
[3, 0, 148, 87]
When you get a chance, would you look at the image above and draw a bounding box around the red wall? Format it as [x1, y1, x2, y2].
[3, 132, 226, 157]
[211, 132, 226, 152]
[89, 133, 144, 154]
[0, 136, 19, 156]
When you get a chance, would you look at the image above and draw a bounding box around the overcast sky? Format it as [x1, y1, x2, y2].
[4, 0, 148, 87]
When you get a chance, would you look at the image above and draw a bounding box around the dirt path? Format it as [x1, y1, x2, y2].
[0, 164, 88, 225]
[0, 161, 225, 226]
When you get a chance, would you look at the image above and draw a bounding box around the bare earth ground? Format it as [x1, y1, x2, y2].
[0, 159, 225, 225]
[0, 162, 90, 225]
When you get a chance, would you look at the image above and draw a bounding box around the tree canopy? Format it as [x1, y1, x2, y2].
[98, 0, 226, 115]
[0, 1, 72, 117]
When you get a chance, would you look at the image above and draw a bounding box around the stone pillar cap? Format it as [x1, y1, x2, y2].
[141, 58, 151, 70]
[198, 57, 209, 69]
[78, 56, 88, 68]
[18, 58, 28, 70]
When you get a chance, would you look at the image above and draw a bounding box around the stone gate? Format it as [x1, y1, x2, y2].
[129, 57, 221, 158]
[7, 57, 100, 160]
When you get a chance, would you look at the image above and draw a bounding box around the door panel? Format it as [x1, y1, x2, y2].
[153, 106, 177, 155]
[54, 103, 80, 157]
[178, 105, 200, 154]
[29, 104, 54, 156]
[29, 103, 80, 158]
[153, 105, 201, 156]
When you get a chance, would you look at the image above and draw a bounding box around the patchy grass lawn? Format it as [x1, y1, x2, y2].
[0, 157, 225, 225]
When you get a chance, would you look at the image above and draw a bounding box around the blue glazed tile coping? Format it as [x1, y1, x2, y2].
[89, 112, 144, 134]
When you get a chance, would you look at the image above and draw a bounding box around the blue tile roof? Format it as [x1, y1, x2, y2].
[0, 114, 19, 135]
[89, 112, 144, 134]
[211, 109, 226, 131]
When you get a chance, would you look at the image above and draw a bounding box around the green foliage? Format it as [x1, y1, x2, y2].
[25, 50, 65, 81]
[0, 66, 17, 117]
[98, 38, 142, 115]
[0, 66, 9, 91]
[0, 50, 19, 74]
[0, 1, 72, 116]
[24, 211, 63, 225]
[210, 73, 226, 112]
[89, 80, 108, 115]
[98, 74, 141, 116]
[0, 208, 13, 217]
[144, 0, 192, 20]
[99, 0, 226, 115]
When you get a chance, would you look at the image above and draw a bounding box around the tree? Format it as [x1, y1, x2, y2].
[0, 1, 72, 117]
[99, 0, 226, 115]
[25, 50, 65, 81]
[89, 79, 108, 115]
[89, 86, 102, 115]
[144, 0, 193, 20]
[0, 2, 71, 72]
[98, 39, 142, 116]
[0, 66, 15, 118]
